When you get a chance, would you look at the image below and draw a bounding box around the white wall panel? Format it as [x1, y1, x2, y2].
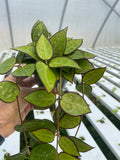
[0, 0, 11, 50]
[105, 0, 116, 6]
[95, 11, 120, 47]
[0, 0, 120, 50]
[62, 0, 110, 48]
[114, 0, 120, 15]
[8, 0, 65, 47]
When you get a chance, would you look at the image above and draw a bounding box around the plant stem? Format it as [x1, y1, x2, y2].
[15, 54, 31, 155]
[16, 80, 30, 155]
[75, 75, 84, 137]
[16, 96, 23, 124]
[75, 116, 83, 137]
[56, 68, 62, 160]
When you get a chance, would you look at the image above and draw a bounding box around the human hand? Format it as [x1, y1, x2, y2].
[0, 74, 37, 138]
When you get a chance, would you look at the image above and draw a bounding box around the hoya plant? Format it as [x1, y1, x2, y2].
[0, 20, 106, 160]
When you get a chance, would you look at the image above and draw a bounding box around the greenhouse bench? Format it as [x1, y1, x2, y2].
[0, 48, 120, 160]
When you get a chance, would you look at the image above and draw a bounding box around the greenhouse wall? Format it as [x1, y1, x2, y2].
[0, 0, 120, 50]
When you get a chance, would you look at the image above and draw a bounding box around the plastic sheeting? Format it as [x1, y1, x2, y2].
[0, 0, 120, 50]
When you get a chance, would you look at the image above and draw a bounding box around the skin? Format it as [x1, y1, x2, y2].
[0, 74, 37, 138]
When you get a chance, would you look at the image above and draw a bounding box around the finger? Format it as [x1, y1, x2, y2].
[52, 87, 57, 94]
[21, 103, 34, 121]
[17, 76, 28, 86]
[3, 74, 16, 82]
[20, 87, 45, 98]
[19, 77, 36, 87]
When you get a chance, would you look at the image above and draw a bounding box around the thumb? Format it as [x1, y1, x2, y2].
[18, 87, 42, 113]
[20, 87, 45, 98]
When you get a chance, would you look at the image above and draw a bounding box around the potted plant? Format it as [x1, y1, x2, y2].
[0, 20, 106, 160]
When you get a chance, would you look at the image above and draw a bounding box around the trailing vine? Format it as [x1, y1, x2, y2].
[0, 20, 106, 160]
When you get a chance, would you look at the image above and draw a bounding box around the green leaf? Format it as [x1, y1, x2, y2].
[49, 57, 80, 69]
[50, 27, 67, 57]
[62, 67, 71, 74]
[13, 45, 41, 61]
[112, 108, 119, 114]
[64, 39, 83, 55]
[22, 119, 56, 133]
[32, 128, 54, 143]
[36, 61, 56, 92]
[59, 114, 81, 129]
[83, 67, 106, 85]
[112, 87, 117, 93]
[59, 128, 68, 137]
[13, 64, 35, 77]
[0, 57, 16, 74]
[29, 132, 42, 143]
[31, 20, 41, 40]
[75, 59, 94, 74]
[24, 90, 56, 108]
[4, 150, 27, 160]
[68, 49, 96, 59]
[30, 144, 56, 160]
[14, 125, 23, 132]
[48, 32, 52, 38]
[53, 107, 65, 124]
[52, 68, 60, 80]
[80, 50, 96, 59]
[97, 117, 105, 123]
[76, 84, 92, 95]
[15, 52, 25, 63]
[67, 37, 73, 41]
[68, 49, 84, 60]
[63, 68, 74, 83]
[36, 34, 53, 60]
[59, 152, 79, 160]
[16, 52, 36, 64]
[70, 137, 93, 152]
[0, 81, 20, 102]
[32, 21, 48, 42]
[28, 42, 36, 47]
[59, 136, 80, 156]
[60, 93, 90, 116]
